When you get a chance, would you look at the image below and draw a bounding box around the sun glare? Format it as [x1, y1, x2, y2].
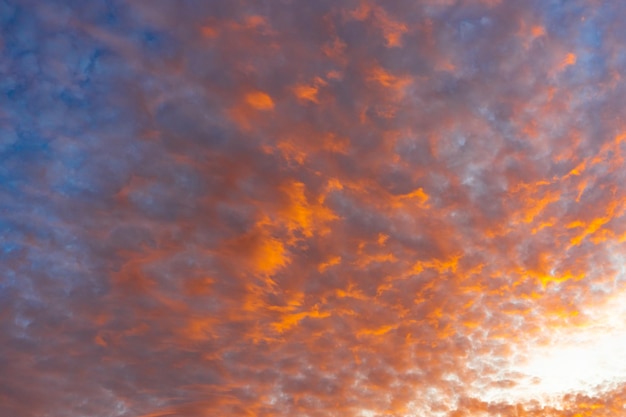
[486, 282, 626, 405]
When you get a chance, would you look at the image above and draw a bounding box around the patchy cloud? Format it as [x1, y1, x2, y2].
[3, 0, 626, 416]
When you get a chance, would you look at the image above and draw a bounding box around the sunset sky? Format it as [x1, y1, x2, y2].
[3, 0, 626, 416]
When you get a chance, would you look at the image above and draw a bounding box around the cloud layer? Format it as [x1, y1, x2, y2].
[2, 0, 626, 416]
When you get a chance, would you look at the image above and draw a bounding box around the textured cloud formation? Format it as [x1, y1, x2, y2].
[3, 0, 626, 416]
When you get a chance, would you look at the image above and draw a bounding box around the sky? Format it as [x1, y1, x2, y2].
[3, 0, 626, 416]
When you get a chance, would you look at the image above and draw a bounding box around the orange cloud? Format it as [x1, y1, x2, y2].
[254, 235, 289, 274]
[245, 91, 275, 110]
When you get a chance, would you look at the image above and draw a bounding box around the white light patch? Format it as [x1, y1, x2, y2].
[518, 325, 626, 399]
[483, 282, 626, 406]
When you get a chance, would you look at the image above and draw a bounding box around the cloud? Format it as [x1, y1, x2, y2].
[3, 0, 626, 416]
